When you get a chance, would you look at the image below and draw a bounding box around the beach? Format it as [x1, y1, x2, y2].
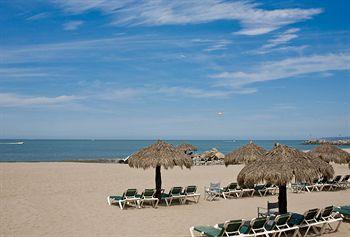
[1, 162, 349, 237]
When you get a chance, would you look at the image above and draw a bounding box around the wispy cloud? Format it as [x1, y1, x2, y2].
[26, 12, 51, 21]
[63, 20, 83, 30]
[213, 53, 350, 88]
[263, 28, 300, 49]
[0, 93, 80, 107]
[0, 68, 48, 78]
[204, 40, 231, 52]
[51, 0, 322, 35]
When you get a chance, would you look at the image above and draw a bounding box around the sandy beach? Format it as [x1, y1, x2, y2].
[1, 162, 349, 237]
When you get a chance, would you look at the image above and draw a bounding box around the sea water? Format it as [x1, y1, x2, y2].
[1, 139, 349, 162]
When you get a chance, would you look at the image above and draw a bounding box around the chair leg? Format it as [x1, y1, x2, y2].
[189, 227, 195, 237]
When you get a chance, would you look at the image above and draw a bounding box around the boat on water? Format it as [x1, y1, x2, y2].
[0, 141, 24, 145]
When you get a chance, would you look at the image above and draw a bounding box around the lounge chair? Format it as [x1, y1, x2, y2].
[334, 205, 350, 220]
[269, 213, 299, 237]
[221, 182, 242, 199]
[290, 182, 306, 193]
[183, 185, 201, 203]
[258, 201, 279, 217]
[317, 206, 342, 234]
[240, 184, 255, 197]
[160, 186, 185, 206]
[337, 175, 350, 189]
[255, 183, 278, 197]
[204, 182, 221, 201]
[297, 208, 322, 237]
[249, 217, 270, 236]
[328, 175, 342, 191]
[107, 188, 140, 209]
[304, 178, 321, 192]
[139, 188, 159, 208]
[189, 219, 246, 237]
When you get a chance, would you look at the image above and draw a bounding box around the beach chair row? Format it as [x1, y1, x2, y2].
[190, 205, 344, 237]
[291, 175, 350, 193]
[107, 185, 200, 209]
[204, 182, 278, 201]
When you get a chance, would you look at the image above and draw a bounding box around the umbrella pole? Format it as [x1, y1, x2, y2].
[155, 165, 162, 199]
[278, 185, 287, 214]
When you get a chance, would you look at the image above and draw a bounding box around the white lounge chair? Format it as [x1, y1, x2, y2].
[107, 188, 140, 210]
[183, 185, 201, 203]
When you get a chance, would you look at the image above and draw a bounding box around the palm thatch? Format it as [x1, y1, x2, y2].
[237, 144, 334, 187]
[225, 141, 266, 165]
[237, 143, 334, 214]
[177, 143, 198, 154]
[128, 140, 192, 169]
[308, 144, 350, 164]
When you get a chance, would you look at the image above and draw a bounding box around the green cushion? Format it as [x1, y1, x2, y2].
[194, 226, 224, 237]
[239, 225, 250, 234]
[160, 193, 170, 199]
[335, 205, 350, 216]
[109, 195, 123, 201]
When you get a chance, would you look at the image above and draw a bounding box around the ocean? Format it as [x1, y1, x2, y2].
[1, 139, 349, 162]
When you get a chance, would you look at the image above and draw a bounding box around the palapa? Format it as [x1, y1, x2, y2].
[308, 144, 350, 164]
[128, 140, 192, 198]
[177, 143, 198, 155]
[237, 143, 334, 214]
[225, 141, 266, 165]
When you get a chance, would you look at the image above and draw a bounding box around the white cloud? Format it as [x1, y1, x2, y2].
[0, 93, 80, 107]
[51, 0, 322, 35]
[26, 12, 51, 21]
[63, 20, 83, 30]
[0, 68, 48, 78]
[156, 86, 233, 98]
[251, 45, 308, 55]
[213, 53, 350, 88]
[204, 40, 231, 52]
[263, 28, 300, 49]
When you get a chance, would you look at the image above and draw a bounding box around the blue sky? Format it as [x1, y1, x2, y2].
[0, 0, 349, 139]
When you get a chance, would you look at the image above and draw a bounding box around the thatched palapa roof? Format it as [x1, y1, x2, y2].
[177, 143, 198, 152]
[128, 140, 192, 169]
[225, 141, 266, 165]
[237, 144, 334, 186]
[308, 144, 350, 164]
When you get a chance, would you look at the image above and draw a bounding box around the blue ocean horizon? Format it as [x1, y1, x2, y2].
[1, 139, 350, 162]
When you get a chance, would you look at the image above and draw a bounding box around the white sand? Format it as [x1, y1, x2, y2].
[1, 163, 349, 237]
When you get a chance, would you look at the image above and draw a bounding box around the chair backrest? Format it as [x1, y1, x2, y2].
[184, 185, 197, 194]
[304, 208, 319, 221]
[267, 201, 279, 215]
[333, 175, 342, 182]
[288, 213, 304, 227]
[341, 175, 350, 182]
[275, 214, 291, 226]
[228, 182, 238, 190]
[319, 206, 333, 218]
[224, 219, 244, 234]
[170, 186, 183, 196]
[210, 182, 221, 192]
[319, 177, 328, 183]
[124, 188, 138, 198]
[142, 189, 155, 198]
[251, 217, 267, 230]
